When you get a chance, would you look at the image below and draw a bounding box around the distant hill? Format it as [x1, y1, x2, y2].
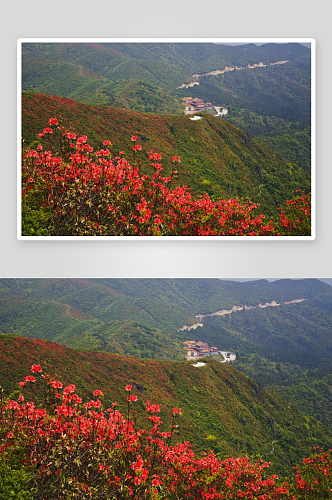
[22, 42, 310, 93]
[22, 92, 310, 218]
[2, 278, 328, 335]
[0, 333, 331, 476]
[1, 278, 331, 369]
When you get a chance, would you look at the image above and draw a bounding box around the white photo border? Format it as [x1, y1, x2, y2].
[17, 37, 316, 241]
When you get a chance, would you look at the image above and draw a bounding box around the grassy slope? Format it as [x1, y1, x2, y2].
[1, 333, 331, 476]
[22, 93, 310, 218]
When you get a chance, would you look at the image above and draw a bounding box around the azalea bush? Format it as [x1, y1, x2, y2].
[292, 448, 332, 499]
[2, 364, 332, 499]
[21, 118, 311, 237]
[277, 191, 311, 236]
[1, 365, 181, 499]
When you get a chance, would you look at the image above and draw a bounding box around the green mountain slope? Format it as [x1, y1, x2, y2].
[0, 298, 184, 361]
[186, 288, 332, 368]
[175, 53, 311, 172]
[1, 278, 327, 334]
[22, 42, 310, 91]
[268, 371, 332, 431]
[22, 57, 184, 114]
[22, 92, 310, 218]
[0, 333, 331, 476]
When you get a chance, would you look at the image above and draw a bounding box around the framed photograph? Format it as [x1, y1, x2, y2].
[18, 38, 315, 239]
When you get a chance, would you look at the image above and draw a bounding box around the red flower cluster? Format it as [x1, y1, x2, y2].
[31, 364, 42, 373]
[21, 119, 311, 237]
[1, 364, 331, 499]
[278, 191, 311, 236]
[293, 449, 332, 498]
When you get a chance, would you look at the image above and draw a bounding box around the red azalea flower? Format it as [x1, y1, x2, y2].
[125, 385, 132, 391]
[93, 389, 103, 397]
[43, 128, 53, 134]
[131, 136, 137, 141]
[77, 135, 88, 144]
[172, 408, 182, 415]
[73, 394, 82, 404]
[51, 380, 63, 389]
[63, 384, 76, 394]
[31, 364, 42, 373]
